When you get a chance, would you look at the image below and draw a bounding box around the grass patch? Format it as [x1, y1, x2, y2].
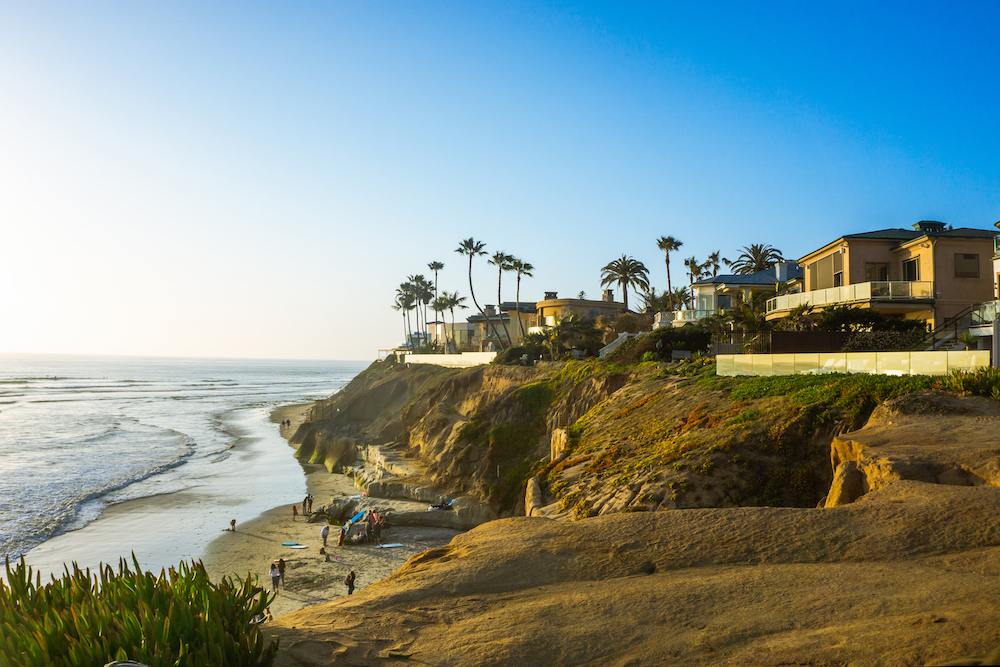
[728, 373, 934, 421]
[512, 380, 558, 414]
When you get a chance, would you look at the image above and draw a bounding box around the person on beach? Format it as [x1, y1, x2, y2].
[321, 524, 330, 547]
[303, 496, 309, 516]
[308, 494, 314, 513]
[229, 519, 236, 532]
[269, 564, 280, 593]
[373, 521, 382, 547]
[338, 526, 346, 546]
[344, 571, 356, 595]
[277, 558, 287, 588]
[292, 505, 298, 521]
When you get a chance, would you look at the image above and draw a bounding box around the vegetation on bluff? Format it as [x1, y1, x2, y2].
[0, 556, 276, 667]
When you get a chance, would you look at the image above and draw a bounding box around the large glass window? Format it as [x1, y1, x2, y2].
[865, 262, 889, 281]
[955, 253, 979, 278]
[902, 258, 920, 282]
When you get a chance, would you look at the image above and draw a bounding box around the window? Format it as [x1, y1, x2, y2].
[865, 262, 889, 282]
[955, 253, 979, 278]
[902, 258, 920, 282]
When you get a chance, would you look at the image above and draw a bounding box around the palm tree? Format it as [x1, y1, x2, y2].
[443, 291, 468, 352]
[391, 295, 408, 349]
[706, 251, 723, 277]
[684, 256, 706, 285]
[727, 244, 785, 275]
[428, 261, 444, 303]
[431, 295, 449, 351]
[671, 287, 692, 310]
[656, 236, 683, 310]
[600, 255, 650, 312]
[511, 258, 534, 339]
[489, 251, 515, 348]
[406, 274, 426, 346]
[455, 238, 501, 348]
[395, 284, 417, 349]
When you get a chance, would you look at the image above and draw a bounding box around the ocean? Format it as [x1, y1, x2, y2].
[0, 354, 367, 576]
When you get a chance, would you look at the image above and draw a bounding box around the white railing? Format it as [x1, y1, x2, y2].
[766, 281, 933, 314]
[654, 309, 713, 329]
[599, 332, 640, 358]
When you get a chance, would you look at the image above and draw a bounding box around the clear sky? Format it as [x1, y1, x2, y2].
[1, 2, 997, 361]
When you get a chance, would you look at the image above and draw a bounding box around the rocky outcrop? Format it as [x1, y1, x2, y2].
[824, 390, 1000, 506]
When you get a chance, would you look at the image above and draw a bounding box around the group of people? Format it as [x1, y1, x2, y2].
[279, 419, 292, 427]
[339, 509, 385, 547]
[268, 558, 287, 592]
[292, 494, 314, 520]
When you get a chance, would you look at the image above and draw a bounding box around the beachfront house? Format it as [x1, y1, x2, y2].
[765, 221, 997, 330]
[654, 262, 803, 328]
[530, 290, 626, 333]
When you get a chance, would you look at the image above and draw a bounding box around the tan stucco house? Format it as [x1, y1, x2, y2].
[766, 221, 996, 329]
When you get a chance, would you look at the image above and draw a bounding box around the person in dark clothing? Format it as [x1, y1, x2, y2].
[277, 558, 286, 588]
[344, 571, 356, 595]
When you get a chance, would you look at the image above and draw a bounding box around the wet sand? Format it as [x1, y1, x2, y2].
[200, 404, 463, 618]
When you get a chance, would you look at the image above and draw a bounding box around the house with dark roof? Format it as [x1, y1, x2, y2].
[655, 262, 803, 328]
[765, 221, 996, 328]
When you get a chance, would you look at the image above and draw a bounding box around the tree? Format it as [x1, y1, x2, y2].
[639, 287, 672, 313]
[706, 251, 723, 277]
[406, 274, 433, 346]
[671, 287, 692, 310]
[455, 238, 502, 348]
[395, 284, 417, 349]
[443, 291, 468, 352]
[727, 244, 784, 275]
[431, 295, 449, 351]
[510, 258, 534, 339]
[428, 261, 444, 304]
[656, 236, 683, 310]
[391, 295, 408, 349]
[600, 255, 650, 311]
[489, 251, 515, 348]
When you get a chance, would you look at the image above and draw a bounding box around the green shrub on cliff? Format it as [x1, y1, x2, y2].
[0, 556, 277, 667]
[936, 367, 1000, 399]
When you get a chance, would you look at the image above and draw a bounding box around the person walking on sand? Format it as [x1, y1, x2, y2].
[303, 495, 309, 516]
[229, 519, 236, 532]
[338, 526, 346, 547]
[269, 564, 280, 593]
[321, 524, 330, 547]
[344, 570, 356, 595]
[292, 505, 298, 521]
[277, 558, 287, 588]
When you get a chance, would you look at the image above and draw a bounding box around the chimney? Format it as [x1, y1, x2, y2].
[914, 220, 946, 234]
[774, 262, 788, 282]
[544, 291, 558, 300]
[602, 289, 614, 302]
[484, 304, 496, 317]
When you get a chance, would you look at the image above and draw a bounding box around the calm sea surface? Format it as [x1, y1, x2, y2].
[0, 354, 366, 564]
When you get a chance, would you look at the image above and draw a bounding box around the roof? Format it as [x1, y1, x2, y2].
[692, 264, 803, 287]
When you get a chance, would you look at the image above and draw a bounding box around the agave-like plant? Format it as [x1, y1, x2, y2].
[0, 555, 277, 667]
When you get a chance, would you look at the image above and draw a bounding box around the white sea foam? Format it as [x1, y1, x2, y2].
[0, 354, 366, 563]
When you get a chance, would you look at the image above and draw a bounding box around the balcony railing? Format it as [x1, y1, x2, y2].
[971, 300, 1000, 327]
[767, 281, 933, 314]
[655, 309, 713, 327]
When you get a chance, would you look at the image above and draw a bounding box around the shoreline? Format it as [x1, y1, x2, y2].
[20, 401, 323, 583]
[200, 403, 463, 619]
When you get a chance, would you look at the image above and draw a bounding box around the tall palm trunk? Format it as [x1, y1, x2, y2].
[468, 255, 501, 348]
[665, 256, 674, 311]
[515, 274, 525, 338]
[497, 268, 513, 348]
[449, 306, 457, 352]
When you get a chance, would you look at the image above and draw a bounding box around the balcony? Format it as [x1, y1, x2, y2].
[653, 309, 714, 328]
[766, 281, 933, 315]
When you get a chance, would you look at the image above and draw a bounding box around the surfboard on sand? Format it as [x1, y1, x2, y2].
[281, 542, 298, 546]
[290, 545, 308, 549]
[376, 543, 405, 548]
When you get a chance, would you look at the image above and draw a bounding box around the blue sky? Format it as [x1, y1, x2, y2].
[1, 2, 997, 360]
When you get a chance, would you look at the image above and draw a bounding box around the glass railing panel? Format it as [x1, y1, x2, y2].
[889, 282, 909, 298]
[913, 282, 933, 298]
[870, 282, 889, 298]
[772, 354, 796, 376]
[793, 353, 821, 374]
[855, 283, 871, 300]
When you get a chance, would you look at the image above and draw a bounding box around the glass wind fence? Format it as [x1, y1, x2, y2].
[971, 300, 1000, 326]
[767, 281, 933, 313]
[672, 309, 712, 322]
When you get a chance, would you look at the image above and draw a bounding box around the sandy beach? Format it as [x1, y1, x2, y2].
[201, 403, 463, 618]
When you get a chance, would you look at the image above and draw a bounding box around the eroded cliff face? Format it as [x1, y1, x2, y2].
[289, 360, 630, 514]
